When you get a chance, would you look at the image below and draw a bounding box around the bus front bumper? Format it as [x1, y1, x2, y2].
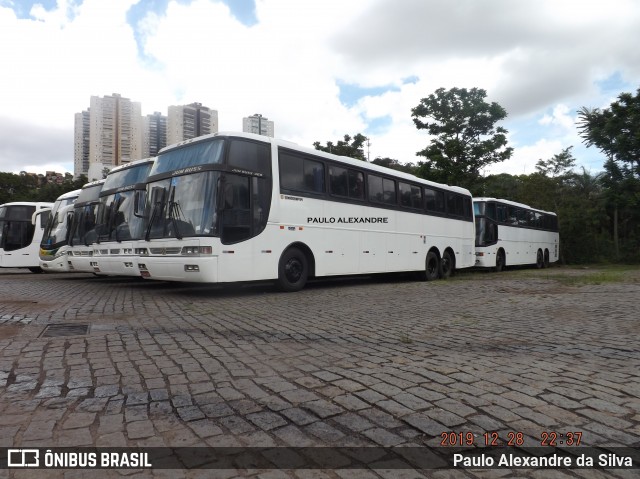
[137, 256, 218, 282]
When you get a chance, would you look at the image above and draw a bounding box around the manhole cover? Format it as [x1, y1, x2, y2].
[40, 324, 90, 338]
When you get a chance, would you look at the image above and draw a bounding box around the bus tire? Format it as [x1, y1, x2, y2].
[277, 247, 308, 292]
[536, 249, 544, 269]
[441, 250, 454, 279]
[425, 251, 439, 281]
[495, 250, 505, 272]
[543, 249, 550, 268]
[28, 267, 44, 274]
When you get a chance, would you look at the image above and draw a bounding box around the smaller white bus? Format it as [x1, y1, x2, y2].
[67, 180, 105, 273]
[0, 202, 53, 272]
[474, 197, 559, 271]
[39, 189, 81, 272]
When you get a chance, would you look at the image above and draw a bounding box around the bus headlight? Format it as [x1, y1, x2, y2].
[181, 246, 212, 256]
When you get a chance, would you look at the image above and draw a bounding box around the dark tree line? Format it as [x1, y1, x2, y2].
[0, 172, 87, 205]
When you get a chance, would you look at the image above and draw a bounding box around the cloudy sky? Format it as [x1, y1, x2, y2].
[1, 0, 639, 178]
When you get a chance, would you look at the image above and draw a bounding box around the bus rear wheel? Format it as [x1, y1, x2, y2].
[441, 251, 454, 279]
[277, 247, 308, 292]
[425, 251, 439, 281]
[495, 250, 505, 272]
[536, 249, 544, 269]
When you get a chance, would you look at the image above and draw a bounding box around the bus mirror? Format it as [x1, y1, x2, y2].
[133, 190, 146, 217]
[31, 207, 52, 227]
[65, 212, 74, 242]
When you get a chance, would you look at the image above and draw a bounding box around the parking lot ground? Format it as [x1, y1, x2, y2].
[1, 266, 639, 478]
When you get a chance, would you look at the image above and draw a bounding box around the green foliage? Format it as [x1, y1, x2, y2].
[412, 87, 513, 190]
[313, 133, 368, 161]
[577, 88, 640, 262]
[371, 157, 417, 174]
[0, 172, 87, 204]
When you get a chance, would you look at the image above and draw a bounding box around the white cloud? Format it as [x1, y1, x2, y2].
[0, 0, 639, 178]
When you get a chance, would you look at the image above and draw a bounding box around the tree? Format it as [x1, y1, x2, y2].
[578, 89, 640, 261]
[313, 134, 368, 161]
[535, 147, 576, 178]
[411, 87, 513, 191]
[371, 157, 417, 174]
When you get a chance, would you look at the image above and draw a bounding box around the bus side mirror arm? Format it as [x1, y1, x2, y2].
[31, 207, 52, 226]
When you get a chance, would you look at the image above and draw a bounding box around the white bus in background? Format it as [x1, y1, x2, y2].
[0, 202, 53, 273]
[67, 179, 105, 273]
[39, 189, 81, 272]
[135, 132, 475, 291]
[473, 197, 559, 271]
[92, 157, 155, 276]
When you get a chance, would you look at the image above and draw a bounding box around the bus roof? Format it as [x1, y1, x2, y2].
[107, 157, 156, 175]
[0, 201, 53, 208]
[81, 179, 106, 189]
[474, 197, 557, 216]
[55, 189, 82, 201]
[159, 131, 472, 197]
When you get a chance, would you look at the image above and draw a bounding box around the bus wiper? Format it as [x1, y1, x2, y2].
[144, 186, 168, 241]
[112, 197, 124, 243]
[167, 185, 183, 240]
[144, 201, 160, 242]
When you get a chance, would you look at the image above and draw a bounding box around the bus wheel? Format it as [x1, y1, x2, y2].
[536, 249, 544, 269]
[28, 267, 44, 274]
[495, 250, 505, 272]
[277, 247, 308, 292]
[441, 251, 454, 279]
[425, 251, 439, 281]
[543, 250, 550, 268]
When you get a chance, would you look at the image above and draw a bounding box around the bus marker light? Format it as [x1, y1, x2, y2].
[280, 225, 285, 229]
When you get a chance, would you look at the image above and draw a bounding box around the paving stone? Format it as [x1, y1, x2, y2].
[246, 411, 287, 430]
[126, 420, 155, 439]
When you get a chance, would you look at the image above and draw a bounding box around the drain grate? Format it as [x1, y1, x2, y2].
[40, 324, 90, 338]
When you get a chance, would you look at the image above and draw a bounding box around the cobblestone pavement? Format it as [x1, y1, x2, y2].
[1, 266, 639, 479]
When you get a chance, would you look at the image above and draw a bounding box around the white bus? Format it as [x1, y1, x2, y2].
[0, 202, 53, 272]
[473, 197, 559, 271]
[135, 132, 475, 291]
[39, 189, 81, 272]
[92, 157, 155, 276]
[67, 180, 105, 273]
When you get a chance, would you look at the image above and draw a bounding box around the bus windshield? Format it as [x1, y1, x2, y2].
[0, 205, 36, 251]
[145, 170, 220, 240]
[97, 190, 145, 241]
[103, 162, 153, 191]
[150, 139, 225, 176]
[42, 204, 73, 249]
[41, 197, 78, 249]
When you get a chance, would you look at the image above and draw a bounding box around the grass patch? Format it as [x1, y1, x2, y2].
[514, 264, 638, 285]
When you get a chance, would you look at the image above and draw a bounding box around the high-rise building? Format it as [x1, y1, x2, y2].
[242, 113, 274, 137]
[142, 111, 167, 157]
[74, 93, 143, 179]
[74, 110, 90, 177]
[167, 102, 218, 145]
